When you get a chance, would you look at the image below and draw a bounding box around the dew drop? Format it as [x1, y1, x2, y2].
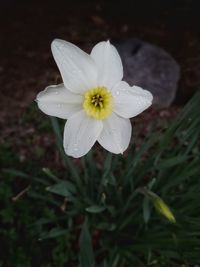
[73, 143, 78, 151]
[116, 91, 120, 96]
[57, 103, 62, 108]
[55, 91, 59, 95]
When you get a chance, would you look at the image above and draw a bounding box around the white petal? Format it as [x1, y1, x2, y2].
[98, 113, 131, 154]
[63, 111, 103, 158]
[112, 81, 153, 118]
[51, 39, 98, 94]
[36, 84, 83, 119]
[90, 41, 123, 89]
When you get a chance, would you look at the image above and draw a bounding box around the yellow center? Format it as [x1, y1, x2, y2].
[83, 86, 113, 120]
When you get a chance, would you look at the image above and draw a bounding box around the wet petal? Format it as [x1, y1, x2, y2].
[91, 41, 123, 89]
[98, 113, 131, 154]
[36, 84, 83, 119]
[52, 39, 98, 94]
[64, 110, 103, 158]
[112, 81, 153, 118]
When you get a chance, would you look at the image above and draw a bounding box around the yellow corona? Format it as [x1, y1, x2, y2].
[83, 87, 113, 120]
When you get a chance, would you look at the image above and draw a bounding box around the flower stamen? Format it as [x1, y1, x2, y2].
[83, 86, 113, 120]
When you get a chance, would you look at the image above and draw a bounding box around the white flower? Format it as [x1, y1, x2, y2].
[36, 39, 153, 158]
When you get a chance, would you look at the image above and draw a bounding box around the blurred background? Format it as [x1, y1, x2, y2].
[1, 0, 200, 133]
[1, 0, 200, 266]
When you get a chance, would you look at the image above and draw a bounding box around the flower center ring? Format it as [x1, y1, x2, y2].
[83, 86, 113, 120]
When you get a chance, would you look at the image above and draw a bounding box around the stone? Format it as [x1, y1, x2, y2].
[113, 38, 180, 108]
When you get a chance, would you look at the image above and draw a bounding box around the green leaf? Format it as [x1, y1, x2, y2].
[46, 181, 76, 198]
[3, 168, 49, 185]
[39, 227, 68, 240]
[143, 196, 151, 224]
[103, 152, 113, 176]
[157, 155, 189, 169]
[86, 205, 106, 213]
[79, 219, 95, 267]
[42, 168, 60, 182]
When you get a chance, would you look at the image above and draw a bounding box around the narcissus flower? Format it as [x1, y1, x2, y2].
[36, 39, 153, 158]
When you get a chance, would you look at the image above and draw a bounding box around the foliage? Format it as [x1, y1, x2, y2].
[1, 90, 200, 266]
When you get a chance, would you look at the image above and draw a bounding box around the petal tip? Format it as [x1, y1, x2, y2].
[63, 145, 85, 159]
[51, 39, 65, 52]
[145, 89, 153, 103]
[51, 38, 62, 45]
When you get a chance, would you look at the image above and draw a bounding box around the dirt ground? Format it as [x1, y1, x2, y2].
[0, 0, 200, 151]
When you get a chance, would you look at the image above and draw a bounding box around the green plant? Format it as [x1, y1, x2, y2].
[2, 90, 200, 266]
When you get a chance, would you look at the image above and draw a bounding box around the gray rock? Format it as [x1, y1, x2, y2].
[113, 38, 180, 108]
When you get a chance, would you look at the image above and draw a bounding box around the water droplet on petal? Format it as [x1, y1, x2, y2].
[73, 143, 78, 151]
[116, 91, 120, 96]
